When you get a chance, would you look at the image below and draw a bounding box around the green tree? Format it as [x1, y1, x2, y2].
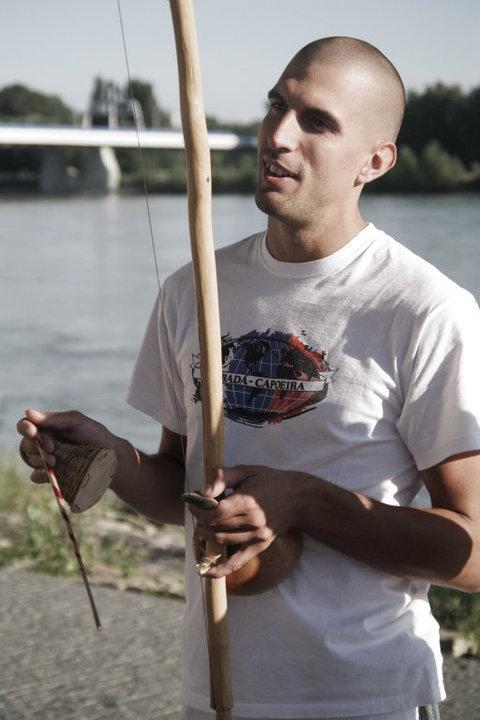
[206, 114, 260, 136]
[0, 83, 74, 188]
[419, 140, 470, 191]
[91, 76, 104, 103]
[128, 79, 171, 128]
[372, 145, 424, 193]
[210, 150, 256, 193]
[0, 84, 73, 124]
[463, 87, 480, 163]
[399, 83, 467, 163]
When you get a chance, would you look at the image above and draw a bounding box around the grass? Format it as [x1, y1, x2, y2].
[0, 453, 138, 579]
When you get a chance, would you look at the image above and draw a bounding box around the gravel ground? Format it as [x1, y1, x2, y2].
[0, 567, 478, 720]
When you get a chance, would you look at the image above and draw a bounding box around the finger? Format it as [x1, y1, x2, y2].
[20, 448, 53, 470]
[20, 435, 54, 457]
[25, 408, 81, 433]
[201, 541, 267, 578]
[20, 437, 39, 455]
[25, 408, 53, 424]
[17, 418, 57, 453]
[204, 465, 258, 497]
[37, 433, 55, 454]
[190, 501, 249, 528]
[27, 451, 56, 470]
[19, 438, 55, 468]
[203, 467, 227, 498]
[209, 529, 260, 546]
[30, 468, 50, 484]
[195, 522, 256, 543]
[17, 417, 41, 440]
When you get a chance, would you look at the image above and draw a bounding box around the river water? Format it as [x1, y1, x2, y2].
[1, 193, 479, 452]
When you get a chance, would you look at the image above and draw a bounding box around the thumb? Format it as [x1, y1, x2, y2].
[25, 408, 82, 433]
[204, 465, 255, 498]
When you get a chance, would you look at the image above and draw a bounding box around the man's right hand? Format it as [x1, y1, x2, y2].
[17, 409, 115, 484]
[18, 410, 187, 525]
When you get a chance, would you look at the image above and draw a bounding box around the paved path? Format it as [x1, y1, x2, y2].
[0, 568, 182, 720]
[0, 567, 478, 719]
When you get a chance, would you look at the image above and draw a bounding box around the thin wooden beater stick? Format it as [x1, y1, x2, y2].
[34, 439, 102, 631]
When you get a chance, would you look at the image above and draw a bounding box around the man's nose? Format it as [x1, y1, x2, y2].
[268, 111, 298, 151]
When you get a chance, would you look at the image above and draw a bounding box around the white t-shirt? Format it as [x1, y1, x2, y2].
[126, 223, 480, 718]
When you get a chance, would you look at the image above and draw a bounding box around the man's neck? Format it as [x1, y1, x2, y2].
[266, 212, 368, 263]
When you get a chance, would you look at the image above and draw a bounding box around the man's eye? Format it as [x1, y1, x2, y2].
[302, 114, 331, 132]
[269, 101, 284, 112]
[308, 115, 327, 128]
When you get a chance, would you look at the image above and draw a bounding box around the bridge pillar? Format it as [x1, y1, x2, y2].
[79, 146, 121, 192]
[39, 146, 121, 193]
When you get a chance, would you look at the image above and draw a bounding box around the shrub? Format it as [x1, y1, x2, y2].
[371, 141, 476, 193]
[429, 585, 480, 648]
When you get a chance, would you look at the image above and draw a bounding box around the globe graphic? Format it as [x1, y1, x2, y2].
[222, 331, 329, 427]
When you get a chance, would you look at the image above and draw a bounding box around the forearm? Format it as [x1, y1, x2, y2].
[109, 437, 185, 525]
[296, 472, 480, 592]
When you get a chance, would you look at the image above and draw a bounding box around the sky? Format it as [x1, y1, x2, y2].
[1, 0, 479, 124]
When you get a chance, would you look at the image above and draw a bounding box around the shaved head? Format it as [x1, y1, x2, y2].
[255, 36, 403, 238]
[287, 37, 406, 142]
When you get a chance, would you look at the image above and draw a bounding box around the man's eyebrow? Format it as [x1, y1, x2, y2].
[267, 87, 342, 134]
[267, 88, 284, 103]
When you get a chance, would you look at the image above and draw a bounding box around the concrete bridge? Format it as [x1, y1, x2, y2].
[0, 124, 257, 192]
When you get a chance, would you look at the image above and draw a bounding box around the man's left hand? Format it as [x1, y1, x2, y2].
[189, 465, 302, 577]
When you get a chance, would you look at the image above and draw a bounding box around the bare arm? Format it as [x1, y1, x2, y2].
[110, 426, 186, 525]
[192, 451, 480, 592]
[295, 450, 480, 592]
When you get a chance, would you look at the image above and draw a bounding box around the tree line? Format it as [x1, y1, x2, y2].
[0, 78, 479, 193]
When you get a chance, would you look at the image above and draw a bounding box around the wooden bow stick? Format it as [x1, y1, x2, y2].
[169, 0, 233, 716]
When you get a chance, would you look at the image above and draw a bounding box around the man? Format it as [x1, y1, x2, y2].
[18, 37, 480, 720]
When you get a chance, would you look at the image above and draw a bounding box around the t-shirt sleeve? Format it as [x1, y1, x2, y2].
[125, 286, 187, 435]
[396, 290, 480, 470]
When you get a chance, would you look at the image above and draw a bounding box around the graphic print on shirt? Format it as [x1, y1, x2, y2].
[191, 329, 335, 427]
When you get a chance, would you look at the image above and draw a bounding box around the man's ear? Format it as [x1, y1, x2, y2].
[355, 142, 397, 185]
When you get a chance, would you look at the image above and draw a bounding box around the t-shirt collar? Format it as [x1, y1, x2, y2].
[258, 222, 378, 278]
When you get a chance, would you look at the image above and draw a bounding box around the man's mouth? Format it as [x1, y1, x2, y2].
[263, 160, 298, 180]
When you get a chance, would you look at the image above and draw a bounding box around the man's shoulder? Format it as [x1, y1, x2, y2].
[163, 231, 264, 296]
[374, 228, 473, 314]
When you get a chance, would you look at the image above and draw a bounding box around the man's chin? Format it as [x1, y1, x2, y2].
[255, 188, 282, 217]
[255, 189, 307, 230]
